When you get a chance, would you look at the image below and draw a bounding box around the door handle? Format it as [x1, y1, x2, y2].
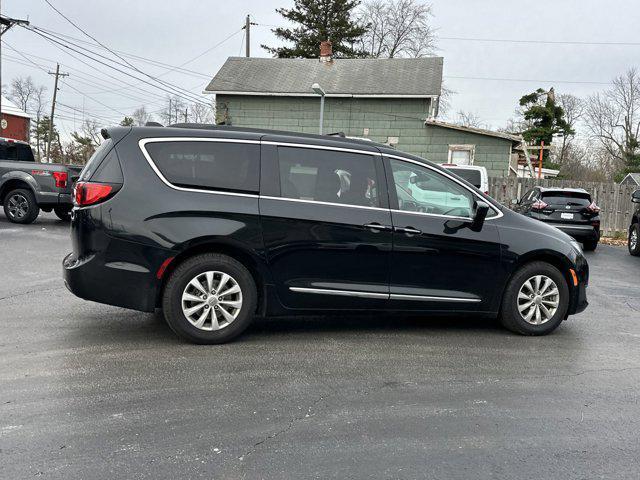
[363, 223, 393, 231]
[395, 226, 422, 235]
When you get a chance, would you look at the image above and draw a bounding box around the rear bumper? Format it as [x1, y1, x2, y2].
[63, 251, 158, 312]
[36, 192, 73, 206]
[552, 224, 599, 242]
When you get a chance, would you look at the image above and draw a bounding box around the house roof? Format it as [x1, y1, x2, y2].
[205, 57, 443, 97]
[1, 96, 30, 119]
[424, 119, 522, 143]
[621, 172, 640, 185]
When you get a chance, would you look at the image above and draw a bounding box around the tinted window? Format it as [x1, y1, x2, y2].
[80, 139, 113, 181]
[277, 147, 379, 207]
[389, 158, 473, 217]
[146, 141, 259, 193]
[1, 143, 34, 161]
[90, 149, 123, 183]
[448, 168, 481, 187]
[541, 191, 591, 206]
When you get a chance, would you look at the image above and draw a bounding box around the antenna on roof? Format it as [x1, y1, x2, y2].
[145, 121, 163, 127]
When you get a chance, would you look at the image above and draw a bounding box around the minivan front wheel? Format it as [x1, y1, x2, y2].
[162, 253, 257, 344]
[499, 262, 569, 335]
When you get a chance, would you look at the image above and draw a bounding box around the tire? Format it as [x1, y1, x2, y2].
[499, 261, 569, 336]
[54, 205, 72, 222]
[629, 223, 640, 256]
[162, 253, 257, 344]
[3, 188, 39, 224]
[583, 239, 598, 251]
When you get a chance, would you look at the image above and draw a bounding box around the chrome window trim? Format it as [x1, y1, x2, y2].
[389, 209, 472, 222]
[384, 153, 504, 220]
[138, 137, 261, 199]
[263, 140, 381, 157]
[289, 287, 388, 299]
[290, 287, 481, 303]
[260, 195, 388, 213]
[551, 224, 595, 230]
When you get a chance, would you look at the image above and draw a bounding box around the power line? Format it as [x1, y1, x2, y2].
[440, 35, 640, 47]
[28, 26, 207, 106]
[41, 0, 207, 104]
[24, 26, 208, 106]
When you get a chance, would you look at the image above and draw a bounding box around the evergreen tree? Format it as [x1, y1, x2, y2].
[262, 0, 367, 58]
[120, 116, 135, 126]
[519, 88, 573, 168]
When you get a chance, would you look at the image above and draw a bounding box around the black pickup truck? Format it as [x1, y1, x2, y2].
[0, 138, 82, 223]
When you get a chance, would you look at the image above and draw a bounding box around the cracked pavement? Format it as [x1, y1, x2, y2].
[1, 212, 640, 479]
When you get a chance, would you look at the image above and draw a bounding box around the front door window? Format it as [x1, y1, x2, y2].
[389, 158, 473, 218]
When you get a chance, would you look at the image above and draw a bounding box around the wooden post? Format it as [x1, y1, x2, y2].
[538, 140, 544, 179]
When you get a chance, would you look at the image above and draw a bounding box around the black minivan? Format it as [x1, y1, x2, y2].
[63, 125, 588, 343]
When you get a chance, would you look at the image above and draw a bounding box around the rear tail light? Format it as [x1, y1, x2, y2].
[74, 182, 113, 206]
[531, 200, 548, 210]
[52, 171, 68, 188]
[586, 201, 600, 213]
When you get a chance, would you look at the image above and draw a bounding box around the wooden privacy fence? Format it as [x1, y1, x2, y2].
[487, 177, 638, 236]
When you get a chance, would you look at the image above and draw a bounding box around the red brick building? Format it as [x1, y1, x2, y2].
[1, 96, 31, 142]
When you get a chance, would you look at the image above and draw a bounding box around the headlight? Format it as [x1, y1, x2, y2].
[570, 240, 583, 253]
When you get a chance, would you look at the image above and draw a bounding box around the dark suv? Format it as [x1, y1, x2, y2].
[629, 189, 640, 256]
[63, 125, 589, 343]
[513, 187, 600, 251]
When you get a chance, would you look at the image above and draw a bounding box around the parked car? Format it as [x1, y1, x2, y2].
[63, 125, 589, 344]
[441, 164, 489, 194]
[0, 138, 82, 223]
[629, 189, 640, 256]
[513, 187, 601, 251]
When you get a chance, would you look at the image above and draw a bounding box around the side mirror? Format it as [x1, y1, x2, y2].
[632, 189, 640, 204]
[471, 200, 490, 231]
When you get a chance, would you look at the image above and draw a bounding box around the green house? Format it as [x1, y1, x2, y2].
[205, 56, 521, 177]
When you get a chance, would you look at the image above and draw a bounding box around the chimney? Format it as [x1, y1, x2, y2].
[319, 40, 332, 63]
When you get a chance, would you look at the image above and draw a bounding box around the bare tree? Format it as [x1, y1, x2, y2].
[358, 0, 436, 58]
[31, 85, 48, 160]
[584, 68, 640, 174]
[132, 106, 152, 126]
[454, 110, 485, 129]
[190, 101, 215, 124]
[160, 95, 186, 125]
[9, 76, 37, 112]
[556, 93, 584, 164]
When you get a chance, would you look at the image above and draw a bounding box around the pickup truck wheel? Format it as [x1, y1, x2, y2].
[3, 188, 39, 224]
[54, 206, 72, 222]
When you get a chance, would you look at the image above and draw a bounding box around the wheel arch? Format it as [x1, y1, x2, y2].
[156, 238, 271, 315]
[505, 249, 576, 297]
[0, 176, 37, 204]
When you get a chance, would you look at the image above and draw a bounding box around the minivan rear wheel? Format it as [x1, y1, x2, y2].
[499, 262, 569, 335]
[629, 223, 640, 256]
[162, 253, 257, 344]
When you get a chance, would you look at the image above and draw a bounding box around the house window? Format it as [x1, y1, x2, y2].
[448, 145, 475, 165]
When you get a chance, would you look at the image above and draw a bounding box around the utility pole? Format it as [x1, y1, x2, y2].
[242, 15, 256, 57]
[0, 7, 30, 135]
[184, 108, 188, 123]
[168, 98, 172, 125]
[46, 64, 68, 162]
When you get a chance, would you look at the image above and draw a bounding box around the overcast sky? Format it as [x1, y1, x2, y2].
[3, 0, 639, 139]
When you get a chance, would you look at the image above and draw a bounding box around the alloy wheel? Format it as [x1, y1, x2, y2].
[7, 194, 29, 219]
[631, 229, 638, 251]
[181, 271, 243, 331]
[517, 275, 560, 325]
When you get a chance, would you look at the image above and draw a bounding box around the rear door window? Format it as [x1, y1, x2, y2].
[276, 146, 380, 207]
[145, 140, 260, 193]
[541, 192, 591, 207]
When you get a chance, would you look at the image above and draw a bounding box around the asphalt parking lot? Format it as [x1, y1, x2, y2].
[1, 212, 640, 479]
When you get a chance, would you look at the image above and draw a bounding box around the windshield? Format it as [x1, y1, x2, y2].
[447, 168, 481, 188]
[541, 192, 591, 207]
